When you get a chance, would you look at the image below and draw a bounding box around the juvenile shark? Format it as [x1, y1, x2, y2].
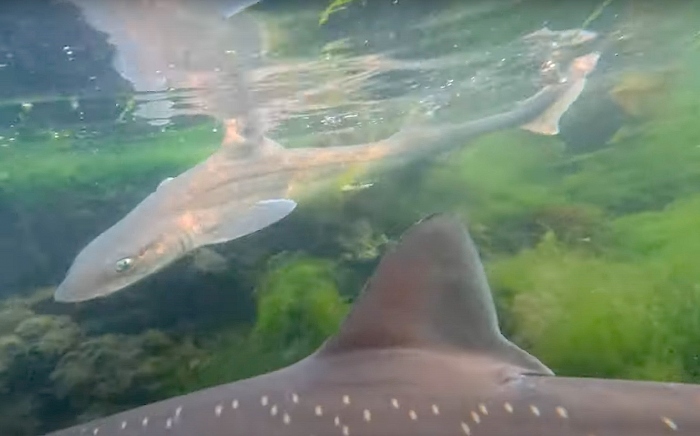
[54, 52, 600, 303]
[45, 213, 700, 435]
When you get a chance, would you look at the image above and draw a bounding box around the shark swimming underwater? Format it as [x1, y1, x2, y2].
[54, 51, 600, 303]
[45, 213, 700, 435]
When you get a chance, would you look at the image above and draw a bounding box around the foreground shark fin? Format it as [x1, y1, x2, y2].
[199, 198, 297, 245]
[318, 213, 553, 375]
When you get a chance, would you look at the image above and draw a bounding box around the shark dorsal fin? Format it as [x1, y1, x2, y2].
[317, 213, 552, 375]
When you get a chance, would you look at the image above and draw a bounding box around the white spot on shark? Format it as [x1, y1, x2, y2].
[334, 416, 341, 426]
[315, 405, 323, 416]
[343, 395, 351, 405]
[215, 404, 223, 416]
[478, 403, 488, 415]
[530, 405, 541, 416]
[432, 404, 440, 415]
[504, 402, 514, 413]
[270, 404, 278, 416]
[142, 417, 149, 427]
[165, 418, 173, 429]
[556, 406, 569, 418]
[92, 428, 99, 435]
[409, 410, 417, 420]
[391, 398, 400, 409]
[461, 421, 471, 434]
[261, 395, 268, 406]
[471, 411, 480, 423]
[175, 406, 182, 418]
[232, 399, 239, 409]
[291, 393, 299, 403]
[342, 425, 350, 435]
[120, 421, 126, 430]
[283, 412, 291, 424]
[363, 409, 371, 421]
[662, 416, 678, 430]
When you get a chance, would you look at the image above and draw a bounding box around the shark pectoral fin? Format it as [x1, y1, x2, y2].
[200, 198, 297, 245]
[317, 213, 553, 376]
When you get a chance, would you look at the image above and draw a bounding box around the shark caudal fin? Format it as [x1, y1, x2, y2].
[520, 51, 601, 135]
[317, 213, 553, 375]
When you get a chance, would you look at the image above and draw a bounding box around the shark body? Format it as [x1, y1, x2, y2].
[54, 52, 601, 302]
[46, 213, 700, 435]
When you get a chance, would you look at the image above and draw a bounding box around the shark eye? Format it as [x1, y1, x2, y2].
[115, 257, 134, 273]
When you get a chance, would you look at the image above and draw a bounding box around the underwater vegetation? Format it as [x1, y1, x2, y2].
[0, 289, 207, 434]
[5, 59, 697, 433]
[0, 121, 220, 201]
[0, 254, 351, 434]
[0, 2, 699, 434]
[252, 255, 349, 352]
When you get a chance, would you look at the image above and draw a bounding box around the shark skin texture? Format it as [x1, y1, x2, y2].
[45, 213, 700, 435]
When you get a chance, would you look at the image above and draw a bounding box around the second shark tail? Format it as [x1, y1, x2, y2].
[377, 51, 603, 161]
[519, 51, 601, 135]
[280, 50, 603, 198]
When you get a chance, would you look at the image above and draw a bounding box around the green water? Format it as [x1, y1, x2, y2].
[0, 0, 698, 434]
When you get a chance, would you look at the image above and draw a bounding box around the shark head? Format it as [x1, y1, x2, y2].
[54, 205, 186, 303]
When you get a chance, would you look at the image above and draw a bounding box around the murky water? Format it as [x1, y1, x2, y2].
[0, 0, 698, 434]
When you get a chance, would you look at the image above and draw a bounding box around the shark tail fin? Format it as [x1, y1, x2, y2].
[518, 78, 587, 135]
[316, 213, 553, 376]
[520, 51, 601, 136]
